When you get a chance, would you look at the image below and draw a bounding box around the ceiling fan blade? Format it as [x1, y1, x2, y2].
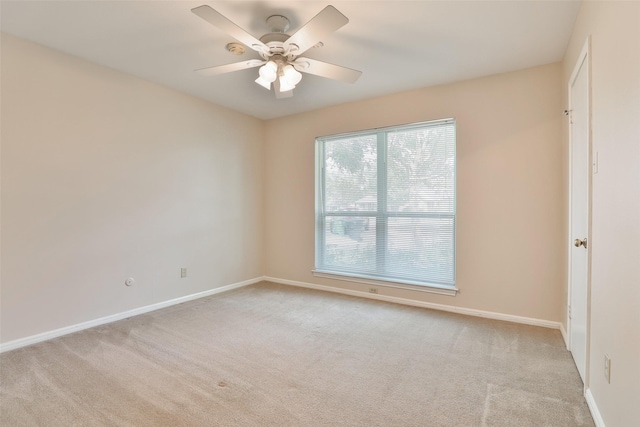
[284, 6, 348, 55]
[192, 5, 268, 53]
[195, 59, 265, 76]
[293, 57, 362, 84]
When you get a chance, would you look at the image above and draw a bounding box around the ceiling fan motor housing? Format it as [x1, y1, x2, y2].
[259, 15, 300, 60]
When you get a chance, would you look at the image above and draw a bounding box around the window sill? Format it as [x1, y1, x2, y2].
[311, 270, 458, 297]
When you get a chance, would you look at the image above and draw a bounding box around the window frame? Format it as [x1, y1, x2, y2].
[313, 119, 458, 296]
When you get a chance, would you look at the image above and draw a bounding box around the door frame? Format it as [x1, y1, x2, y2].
[566, 36, 593, 390]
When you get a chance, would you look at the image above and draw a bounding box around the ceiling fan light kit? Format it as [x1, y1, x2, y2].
[254, 57, 303, 92]
[192, 4, 362, 98]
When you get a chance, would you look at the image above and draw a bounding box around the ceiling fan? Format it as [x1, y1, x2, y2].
[191, 4, 362, 98]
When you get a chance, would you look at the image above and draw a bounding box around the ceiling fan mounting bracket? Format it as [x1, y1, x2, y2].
[266, 15, 290, 33]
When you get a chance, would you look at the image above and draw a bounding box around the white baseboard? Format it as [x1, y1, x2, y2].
[585, 388, 606, 427]
[264, 276, 562, 330]
[0, 277, 261, 353]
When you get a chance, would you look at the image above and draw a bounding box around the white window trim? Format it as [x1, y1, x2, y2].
[311, 270, 458, 297]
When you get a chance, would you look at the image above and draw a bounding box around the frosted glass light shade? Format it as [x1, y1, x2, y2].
[259, 61, 278, 83]
[282, 64, 302, 85]
[255, 76, 271, 90]
[278, 64, 302, 92]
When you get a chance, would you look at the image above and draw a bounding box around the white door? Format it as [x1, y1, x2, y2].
[568, 42, 590, 383]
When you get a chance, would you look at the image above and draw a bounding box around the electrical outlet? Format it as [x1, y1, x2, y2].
[181, 268, 187, 278]
[368, 287, 378, 294]
[604, 354, 611, 383]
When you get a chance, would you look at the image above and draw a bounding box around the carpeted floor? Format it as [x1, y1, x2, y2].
[0, 281, 594, 426]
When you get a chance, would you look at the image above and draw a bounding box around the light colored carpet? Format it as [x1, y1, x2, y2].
[1, 281, 594, 426]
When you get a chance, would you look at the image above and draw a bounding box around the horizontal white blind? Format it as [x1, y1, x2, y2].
[316, 119, 456, 287]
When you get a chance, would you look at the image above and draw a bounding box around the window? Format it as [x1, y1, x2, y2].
[314, 119, 456, 293]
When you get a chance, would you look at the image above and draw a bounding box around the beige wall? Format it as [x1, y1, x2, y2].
[562, 1, 640, 425]
[264, 63, 564, 322]
[0, 34, 264, 343]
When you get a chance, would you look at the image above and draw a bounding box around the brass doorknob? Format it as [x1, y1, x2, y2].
[574, 238, 588, 248]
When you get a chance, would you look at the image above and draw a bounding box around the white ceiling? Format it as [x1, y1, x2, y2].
[1, 1, 581, 120]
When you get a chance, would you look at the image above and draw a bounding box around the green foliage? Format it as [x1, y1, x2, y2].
[326, 140, 366, 173]
[324, 136, 377, 210]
